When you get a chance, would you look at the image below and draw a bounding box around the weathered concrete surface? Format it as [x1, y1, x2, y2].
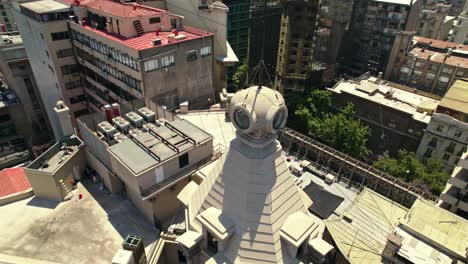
[0, 181, 158, 264]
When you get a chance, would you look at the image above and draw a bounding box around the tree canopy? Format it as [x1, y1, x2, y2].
[232, 60, 249, 91]
[289, 89, 371, 159]
[373, 150, 450, 195]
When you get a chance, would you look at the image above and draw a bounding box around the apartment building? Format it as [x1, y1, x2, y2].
[439, 148, 468, 218]
[15, 0, 216, 139]
[340, 0, 421, 77]
[0, 32, 52, 154]
[416, 79, 468, 172]
[165, 0, 238, 94]
[448, 11, 468, 44]
[78, 100, 218, 226]
[447, 0, 468, 16]
[386, 35, 468, 96]
[274, 0, 354, 92]
[416, 1, 451, 40]
[274, 0, 321, 93]
[328, 74, 440, 156]
[15, 0, 88, 140]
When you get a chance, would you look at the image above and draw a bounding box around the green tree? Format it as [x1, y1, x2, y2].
[373, 150, 450, 195]
[232, 60, 249, 91]
[291, 90, 371, 159]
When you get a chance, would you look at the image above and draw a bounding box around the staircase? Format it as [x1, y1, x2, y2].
[133, 20, 144, 35]
[59, 178, 73, 199]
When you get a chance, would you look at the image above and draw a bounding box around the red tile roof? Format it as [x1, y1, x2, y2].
[0, 168, 31, 198]
[81, 25, 213, 50]
[62, 0, 164, 17]
[414, 36, 468, 52]
[410, 47, 468, 68]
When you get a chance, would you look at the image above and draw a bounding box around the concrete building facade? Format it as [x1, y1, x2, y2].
[447, 0, 468, 16]
[274, 0, 321, 93]
[385, 35, 468, 96]
[165, 0, 238, 95]
[340, 0, 421, 77]
[416, 79, 468, 172]
[15, 0, 88, 140]
[448, 11, 468, 44]
[328, 74, 440, 157]
[0, 32, 52, 153]
[439, 149, 468, 219]
[416, 1, 451, 40]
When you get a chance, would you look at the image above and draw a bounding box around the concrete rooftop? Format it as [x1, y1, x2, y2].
[27, 137, 82, 173]
[0, 181, 158, 264]
[178, 111, 236, 149]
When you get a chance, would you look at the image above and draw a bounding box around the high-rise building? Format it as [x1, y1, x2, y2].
[0, 32, 52, 154]
[274, 0, 320, 93]
[274, 0, 354, 93]
[447, 0, 468, 16]
[385, 35, 468, 96]
[416, 79, 468, 172]
[340, 0, 422, 77]
[15, 0, 217, 140]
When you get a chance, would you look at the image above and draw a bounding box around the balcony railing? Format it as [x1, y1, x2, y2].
[141, 146, 224, 199]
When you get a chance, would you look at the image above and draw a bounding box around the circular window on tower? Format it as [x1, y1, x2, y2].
[272, 107, 287, 130]
[233, 108, 251, 130]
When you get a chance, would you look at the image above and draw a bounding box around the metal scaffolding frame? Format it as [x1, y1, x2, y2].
[279, 128, 437, 208]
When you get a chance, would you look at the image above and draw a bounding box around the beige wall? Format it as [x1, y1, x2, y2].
[126, 183, 154, 224]
[25, 146, 86, 201]
[86, 150, 122, 194]
[152, 178, 188, 225]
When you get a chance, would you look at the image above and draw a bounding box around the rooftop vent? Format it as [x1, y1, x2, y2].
[152, 39, 162, 46]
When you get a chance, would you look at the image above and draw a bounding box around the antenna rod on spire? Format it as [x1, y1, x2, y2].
[258, 0, 268, 90]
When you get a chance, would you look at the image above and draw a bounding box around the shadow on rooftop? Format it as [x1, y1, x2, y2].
[26, 196, 60, 209]
[81, 179, 159, 247]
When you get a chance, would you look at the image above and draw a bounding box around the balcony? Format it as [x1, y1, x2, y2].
[458, 196, 468, 212]
[449, 168, 468, 190]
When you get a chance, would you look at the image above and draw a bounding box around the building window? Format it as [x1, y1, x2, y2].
[426, 73, 435, 80]
[56, 48, 73, 58]
[61, 64, 80, 74]
[436, 125, 444, 132]
[456, 71, 464, 76]
[161, 55, 175, 68]
[149, 17, 161, 24]
[186, 50, 197, 61]
[424, 148, 432, 158]
[415, 61, 425, 68]
[439, 76, 449, 83]
[179, 153, 189, 168]
[442, 153, 450, 161]
[144, 59, 158, 72]
[442, 67, 453, 74]
[177, 251, 187, 264]
[69, 94, 86, 104]
[200, 46, 212, 56]
[429, 137, 438, 147]
[454, 130, 463, 138]
[446, 142, 456, 153]
[51, 31, 69, 41]
[206, 231, 218, 254]
[65, 80, 82, 90]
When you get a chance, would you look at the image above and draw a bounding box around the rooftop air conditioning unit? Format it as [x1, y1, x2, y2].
[115, 133, 128, 143]
[126, 111, 144, 128]
[129, 128, 143, 138]
[98, 121, 117, 142]
[138, 107, 156, 123]
[143, 123, 158, 132]
[112, 116, 130, 134]
[155, 118, 165, 127]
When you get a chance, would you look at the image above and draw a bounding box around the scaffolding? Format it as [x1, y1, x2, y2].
[279, 128, 437, 208]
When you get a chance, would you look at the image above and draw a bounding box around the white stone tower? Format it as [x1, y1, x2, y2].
[177, 86, 324, 263]
[53, 101, 74, 139]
